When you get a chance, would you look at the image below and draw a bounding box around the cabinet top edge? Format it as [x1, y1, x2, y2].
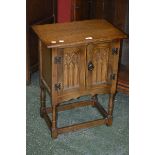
[32, 19, 127, 48]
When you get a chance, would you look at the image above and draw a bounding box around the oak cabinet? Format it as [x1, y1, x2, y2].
[32, 19, 126, 138]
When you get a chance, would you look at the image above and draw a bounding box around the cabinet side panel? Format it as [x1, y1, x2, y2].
[42, 43, 52, 89]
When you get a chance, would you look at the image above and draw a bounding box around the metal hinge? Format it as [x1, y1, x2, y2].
[54, 56, 62, 64]
[55, 83, 61, 91]
[110, 74, 116, 80]
[112, 48, 118, 55]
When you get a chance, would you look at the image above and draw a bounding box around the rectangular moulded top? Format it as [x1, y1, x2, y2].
[32, 19, 127, 48]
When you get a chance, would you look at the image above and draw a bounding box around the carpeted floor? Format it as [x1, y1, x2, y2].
[26, 72, 129, 155]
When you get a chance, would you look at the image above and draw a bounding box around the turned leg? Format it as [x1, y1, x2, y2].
[51, 105, 58, 139]
[106, 94, 115, 126]
[40, 82, 46, 118]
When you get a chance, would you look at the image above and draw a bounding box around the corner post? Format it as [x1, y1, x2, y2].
[51, 47, 58, 138]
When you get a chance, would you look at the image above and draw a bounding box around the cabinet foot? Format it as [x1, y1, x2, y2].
[106, 117, 113, 126]
[51, 129, 58, 139]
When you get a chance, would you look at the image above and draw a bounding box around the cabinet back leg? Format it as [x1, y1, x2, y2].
[51, 105, 58, 139]
[107, 94, 115, 126]
[40, 82, 46, 117]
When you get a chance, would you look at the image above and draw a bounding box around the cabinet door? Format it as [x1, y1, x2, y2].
[86, 42, 113, 91]
[56, 46, 86, 101]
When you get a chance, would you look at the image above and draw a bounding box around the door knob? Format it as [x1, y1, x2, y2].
[88, 61, 94, 71]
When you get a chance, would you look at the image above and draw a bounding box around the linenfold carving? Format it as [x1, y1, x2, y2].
[63, 48, 80, 89]
[92, 46, 109, 84]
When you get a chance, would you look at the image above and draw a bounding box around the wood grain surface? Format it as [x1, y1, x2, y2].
[32, 19, 127, 48]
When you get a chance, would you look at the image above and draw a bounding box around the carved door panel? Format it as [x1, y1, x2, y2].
[56, 46, 86, 99]
[86, 42, 113, 89]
